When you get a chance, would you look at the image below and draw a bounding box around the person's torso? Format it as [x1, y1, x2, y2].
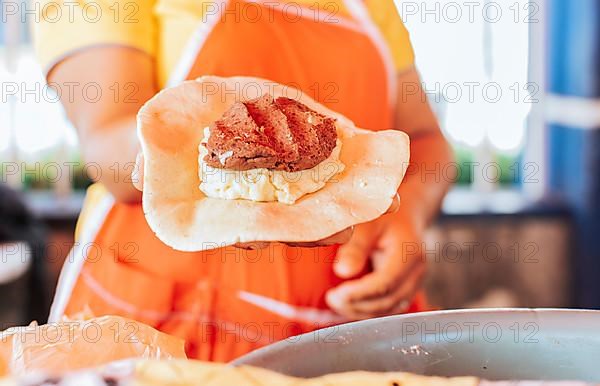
[72, 0, 398, 353]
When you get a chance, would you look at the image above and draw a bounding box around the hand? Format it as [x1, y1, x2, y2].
[132, 151, 398, 249]
[325, 214, 426, 320]
[132, 151, 144, 192]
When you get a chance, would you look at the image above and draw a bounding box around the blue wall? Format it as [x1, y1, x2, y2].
[547, 0, 600, 308]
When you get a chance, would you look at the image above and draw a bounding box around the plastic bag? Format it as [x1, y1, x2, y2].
[0, 315, 186, 376]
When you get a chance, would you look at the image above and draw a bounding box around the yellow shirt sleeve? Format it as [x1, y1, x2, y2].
[33, 0, 157, 75]
[365, 0, 415, 72]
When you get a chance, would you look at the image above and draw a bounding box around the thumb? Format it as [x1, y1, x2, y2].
[333, 229, 373, 279]
[132, 152, 144, 191]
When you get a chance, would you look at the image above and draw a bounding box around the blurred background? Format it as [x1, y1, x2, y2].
[0, 0, 597, 327]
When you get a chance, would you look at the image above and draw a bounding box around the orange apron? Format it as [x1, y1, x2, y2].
[49, 0, 426, 362]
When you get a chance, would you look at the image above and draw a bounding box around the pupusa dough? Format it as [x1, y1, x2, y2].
[137, 76, 410, 251]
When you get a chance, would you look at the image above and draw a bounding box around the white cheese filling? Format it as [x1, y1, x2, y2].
[198, 127, 345, 204]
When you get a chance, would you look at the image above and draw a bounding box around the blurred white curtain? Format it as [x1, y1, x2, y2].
[396, 0, 533, 153]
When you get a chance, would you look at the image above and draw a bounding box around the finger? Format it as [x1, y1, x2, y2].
[326, 264, 424, 321]
[384, 193, 400, 215]
[349, 262, 426, 317]
[318, 227, 354, 245]
[325, 272, 394, 318]
[285, 227, 354, 248]
[234, 241, 270, 250]
[329, 248, 420, 305]
[333, 226, 377, 279]
[337, 298, 412, 321]
[132, 152, 144, 191]
[391, 299, 412, 314]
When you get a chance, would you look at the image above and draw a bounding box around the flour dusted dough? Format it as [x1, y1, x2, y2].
[138, 76, 410, 251]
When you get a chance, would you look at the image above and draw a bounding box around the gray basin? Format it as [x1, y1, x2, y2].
[233, 309, 600, 382]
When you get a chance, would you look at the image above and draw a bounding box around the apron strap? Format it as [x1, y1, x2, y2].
[166, 0, 229, 87]
[48, 194, 114, 322]
[166, 0, 384, 89]
[342, 0, 398, 108]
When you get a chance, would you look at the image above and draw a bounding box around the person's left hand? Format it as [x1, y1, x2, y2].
[325, 214, 426, 320]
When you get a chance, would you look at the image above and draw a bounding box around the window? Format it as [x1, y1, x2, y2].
[398, 0, 539, 187]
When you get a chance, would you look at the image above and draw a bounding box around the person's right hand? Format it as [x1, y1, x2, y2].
[132, 152, 397, 249]
[49, 47, 156, 203]
[131, 151, 145, 192]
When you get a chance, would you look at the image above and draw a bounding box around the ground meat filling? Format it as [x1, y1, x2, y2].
[204, 94, 338, 172]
